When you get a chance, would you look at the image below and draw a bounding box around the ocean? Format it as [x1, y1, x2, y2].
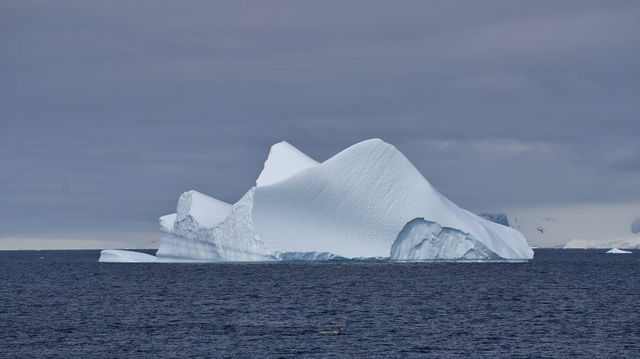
[1, 249, 638, 358]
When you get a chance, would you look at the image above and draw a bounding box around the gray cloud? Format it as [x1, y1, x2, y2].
[1, 1, 639, 243]
[632, 219, 640, 234]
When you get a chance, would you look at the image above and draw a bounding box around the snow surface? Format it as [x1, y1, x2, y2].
[99, 249, 157, 263]
[256, 141, 318, 187]
[605, 248, 632, 254]
[153, 138, 533, 262]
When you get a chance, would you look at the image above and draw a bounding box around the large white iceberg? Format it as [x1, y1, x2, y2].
[154, 139, 533, 262]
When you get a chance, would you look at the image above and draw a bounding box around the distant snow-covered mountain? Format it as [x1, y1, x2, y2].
[478, 206, 640, 249]
[564, 238, 640, 249]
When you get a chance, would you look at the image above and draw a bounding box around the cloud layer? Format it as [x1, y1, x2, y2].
[1, 1, 639, 245]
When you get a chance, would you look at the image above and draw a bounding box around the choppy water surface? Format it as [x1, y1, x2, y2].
[1, 249, 638, 358]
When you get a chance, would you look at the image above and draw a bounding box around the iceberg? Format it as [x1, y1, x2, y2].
[99, 249, 157, 263]
[153, 139, 533, 262]
[605, 248, 632, 254]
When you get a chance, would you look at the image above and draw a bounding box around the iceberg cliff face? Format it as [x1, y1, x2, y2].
[153, 139, 533, 262]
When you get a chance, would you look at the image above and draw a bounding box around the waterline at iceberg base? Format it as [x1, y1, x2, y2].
[100, 139, 533, 263]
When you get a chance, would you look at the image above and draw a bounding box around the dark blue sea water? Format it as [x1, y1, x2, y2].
[1, 249, 638, 358]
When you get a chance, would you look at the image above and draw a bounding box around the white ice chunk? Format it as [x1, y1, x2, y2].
[99, 249, 157, 263]
[176, 190, 232, 228]
[277, 251, 342, 261]
[390, 218, 500, 260]
[256, 141, 318, 187]
[156, 188, 277, 262]
[605, 248, 632, 254]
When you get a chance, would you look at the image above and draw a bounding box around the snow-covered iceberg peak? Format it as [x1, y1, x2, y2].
[150, 138, 533, 263]
[256, 141, 318, 186]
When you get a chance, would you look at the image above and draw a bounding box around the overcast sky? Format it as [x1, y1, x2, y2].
[1, 1, 639, 247]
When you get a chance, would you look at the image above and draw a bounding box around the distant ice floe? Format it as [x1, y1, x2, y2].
[99, 249, 157, 263]
[605, 248, 632, 254]
[112, 139, 534, 263]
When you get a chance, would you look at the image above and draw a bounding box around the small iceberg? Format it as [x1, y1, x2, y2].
[99, 249, 157, 262]
[605, 248, 632, 254]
